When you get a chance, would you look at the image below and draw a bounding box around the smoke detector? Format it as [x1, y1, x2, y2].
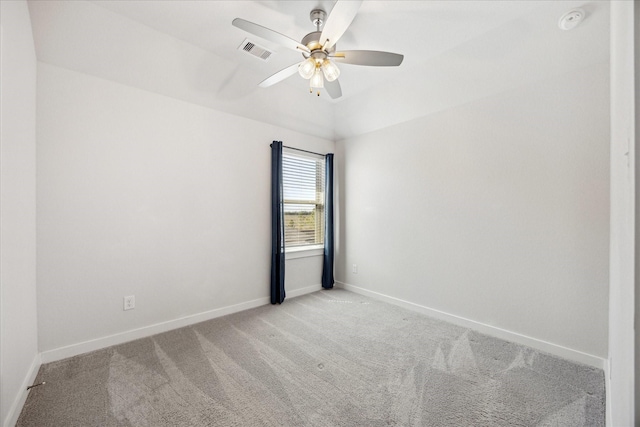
[558, 9, 585, 31]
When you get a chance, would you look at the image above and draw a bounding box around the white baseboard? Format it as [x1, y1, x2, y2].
[40, 296, 267, 363]
[287, 284, 323, 298]
[604, 359, 612, 426]
[336, 281, 606, 370]
[3, 353, 41, 427]
[41, 284, 323, 364]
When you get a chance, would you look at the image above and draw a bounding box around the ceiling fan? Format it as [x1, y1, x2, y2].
[232, 0, 404, 99]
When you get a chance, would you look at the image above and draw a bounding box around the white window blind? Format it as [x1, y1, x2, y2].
[282, 150, 325, 248]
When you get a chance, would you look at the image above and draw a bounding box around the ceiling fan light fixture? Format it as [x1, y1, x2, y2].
[233, 0, 403, 99]
[310, 68, 324, 89]
[321, 59, 340, 82]
[298, 57, 316, 79]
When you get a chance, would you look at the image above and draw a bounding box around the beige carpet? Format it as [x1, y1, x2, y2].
[17, 289, 605, 426]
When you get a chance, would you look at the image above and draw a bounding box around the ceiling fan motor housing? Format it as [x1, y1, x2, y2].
[301, 31, 336, 59]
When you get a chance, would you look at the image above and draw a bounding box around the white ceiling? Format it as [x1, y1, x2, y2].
[27, 0, 610, 140]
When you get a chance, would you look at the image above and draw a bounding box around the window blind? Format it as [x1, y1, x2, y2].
[282, 151, 325, 247]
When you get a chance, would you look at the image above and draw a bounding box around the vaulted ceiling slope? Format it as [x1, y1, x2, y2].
[27, 1, 609, 141]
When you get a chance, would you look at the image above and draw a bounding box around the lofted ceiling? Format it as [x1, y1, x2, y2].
[27, 0, 610, 141]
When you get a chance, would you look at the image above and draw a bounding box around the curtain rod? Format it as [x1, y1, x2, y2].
[270, 143, 326, 157]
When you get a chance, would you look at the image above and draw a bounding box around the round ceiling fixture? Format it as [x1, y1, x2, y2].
[558, 9, 585, 31]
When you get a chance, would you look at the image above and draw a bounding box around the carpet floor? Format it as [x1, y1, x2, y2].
[17, 289, 605, 426]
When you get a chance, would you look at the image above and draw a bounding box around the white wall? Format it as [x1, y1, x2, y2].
[636, 3, 640, 422]
[609, 1, 636, 425]
[36, 62, 334, 358]
[0, 1, 40, 426]
[336, 61, 610, 361]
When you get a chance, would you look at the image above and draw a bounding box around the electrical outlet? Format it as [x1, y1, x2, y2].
[352, 264, 358, 274]
[123, 295, 135, 311]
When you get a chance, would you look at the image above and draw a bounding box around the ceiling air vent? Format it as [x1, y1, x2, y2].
[238, 38, 273, 61]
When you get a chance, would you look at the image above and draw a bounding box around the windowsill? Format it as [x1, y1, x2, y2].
[285, 245, 324, 259]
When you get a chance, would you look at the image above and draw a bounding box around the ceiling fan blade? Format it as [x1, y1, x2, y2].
[232, 18, 310, 53]
[325, 79, 342, 99]
[319, 0, 363, 50]
[258, 62, 301, 88]
[331, 50, 404, 66]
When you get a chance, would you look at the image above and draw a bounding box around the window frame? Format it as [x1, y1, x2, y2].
[281, 148, 326, 253]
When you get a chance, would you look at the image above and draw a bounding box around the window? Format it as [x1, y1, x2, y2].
[282, 150, 325, 249]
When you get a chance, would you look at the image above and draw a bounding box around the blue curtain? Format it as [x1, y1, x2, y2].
[270, 141, 286, 304]
[322, 153, 335, 289]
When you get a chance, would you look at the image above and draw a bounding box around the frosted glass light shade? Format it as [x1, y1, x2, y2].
[310, 68, 324, 88]
[321, 59, 340, 82]
[298, 58, 316, 79]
